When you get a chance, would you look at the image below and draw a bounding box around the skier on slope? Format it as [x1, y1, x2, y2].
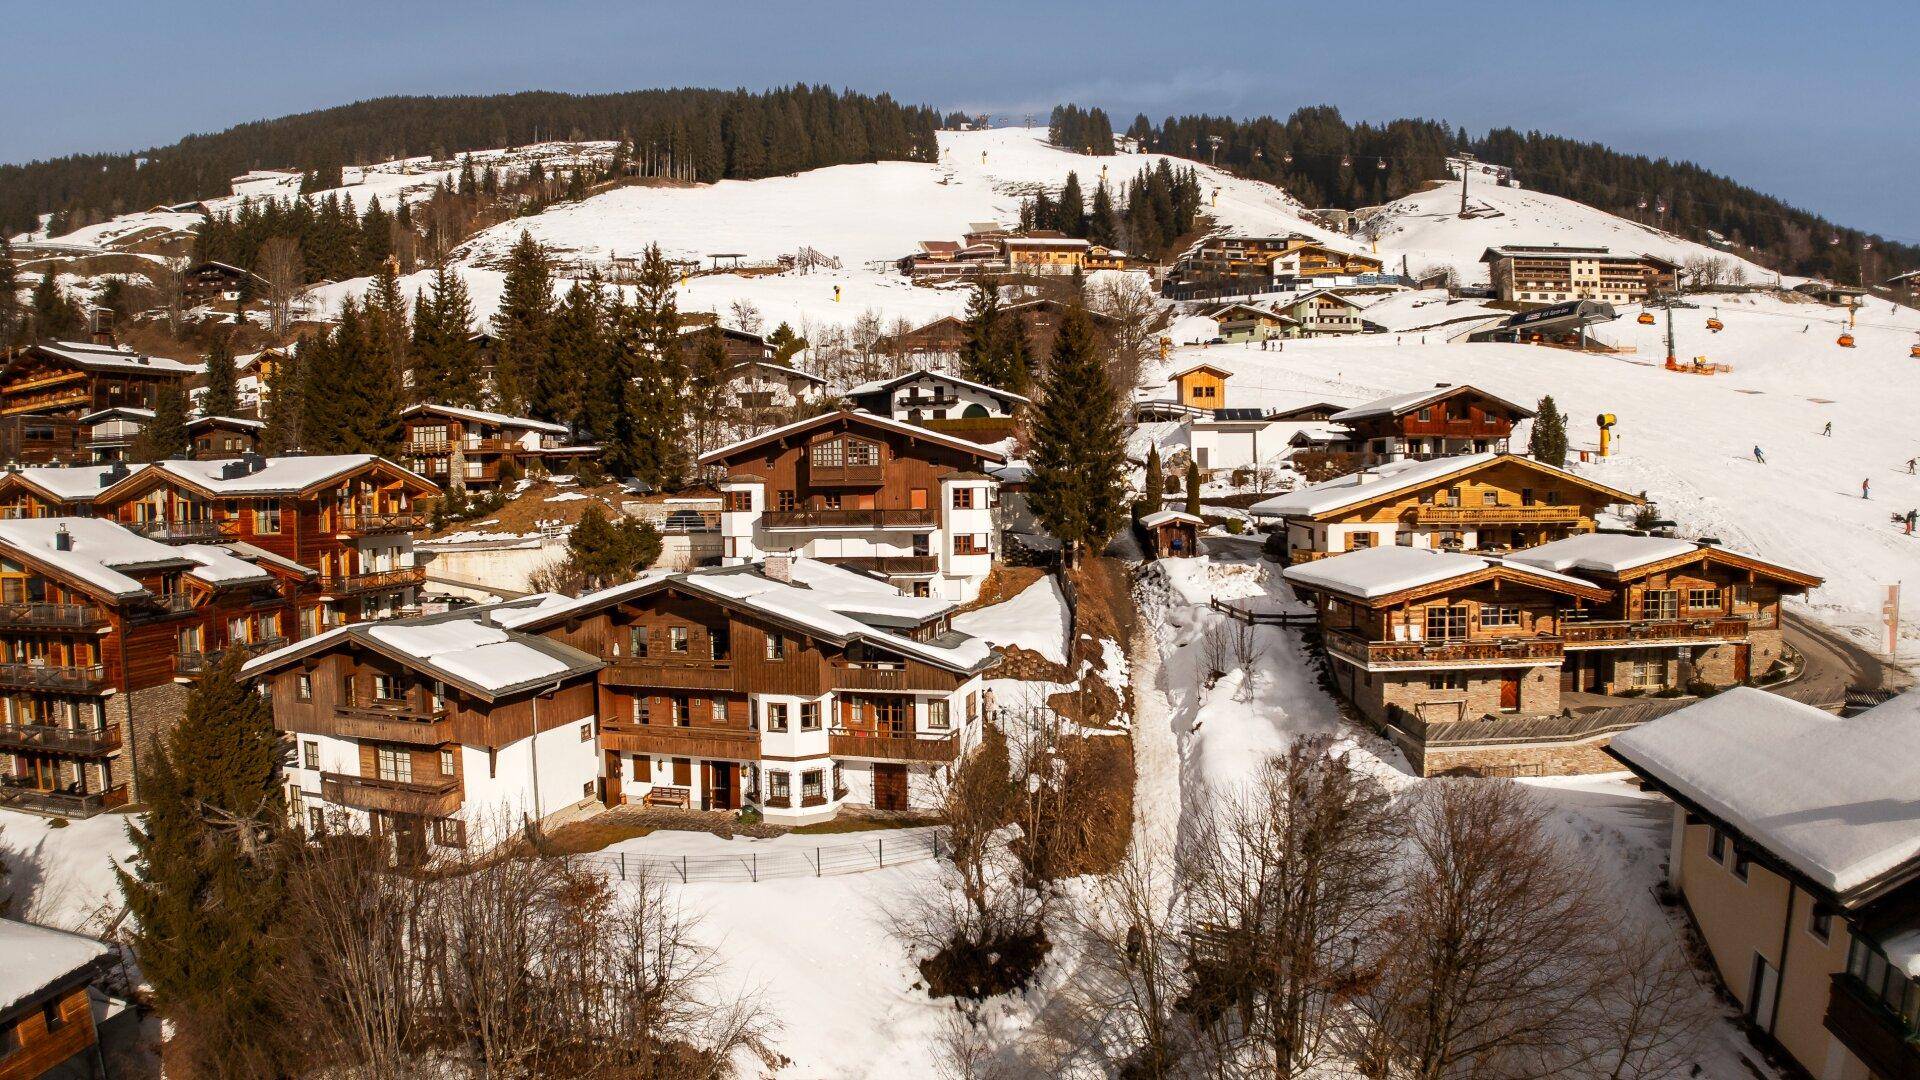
[1823, 420, 1833, 437]
[1863, 478, 1872, 500]
[1754, 446, 1766, 464]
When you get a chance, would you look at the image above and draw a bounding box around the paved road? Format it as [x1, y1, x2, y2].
[1785, 610, 1912, 707]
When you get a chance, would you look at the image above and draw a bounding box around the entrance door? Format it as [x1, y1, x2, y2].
[1559, 656, 1579, 693]
[1746, 953, 1780, 1032]
[1732, 645, 1751, 684]
[603, 750, 623, 807]
[708, 762, 736, 811]
[873, 763, 909, 812]
[1498, 672, 1520, 711]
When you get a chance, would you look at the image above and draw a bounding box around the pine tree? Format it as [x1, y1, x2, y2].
[116, 652, 291, 1080]
[364, 263, 411, 393]
[28, 268, 81, 342]
[1000, 309, 1034, 395]
[1089, 179, 1120, 248]
[615, 245, 689, 488]
[1185, 461, 1202, 517]
[565, 503, 663, 588]
[410, 263, 482, 406]
[199, 334, 239, 418]
[1529, 395, 1569, 467]
[1057, 172, 1086, 238]
[1143, 445, 1164, 514]
[684, 327, 733, 457]
[958, 279, 1004, 386]
[490, 231, 555, 414]
[302, 299, 404, 456]
[0, 238, 19, 346]
[358, 196, 393, 271]
[131, 385, 190, 462]
[545, 277, 605, 431]
[765, 321, 805, 363]
[1026, 300, 1131, 566]
[261, 344, 304, 454]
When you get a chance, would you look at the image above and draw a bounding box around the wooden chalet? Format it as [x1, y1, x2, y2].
[186, 415, 264, 460]
[400, 404, 597, 491]
[1329, 383, 1534, 463]
[0, 342, 201, 420]
[844, 369, 1029, 441]
[1170, 363, 1232, 412]
[727, 361, 826, 413]
[0, 517, 304, 816]
[183, 260, 267, 307]
[0, 918, 118, 1080]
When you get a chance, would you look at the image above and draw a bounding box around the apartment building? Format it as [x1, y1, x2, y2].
[1610, 689, 1920, 1080]
[1330, 383, 1534, 464]
[1479, 245, 1681, 306]
[0, 517, 304, 817]
[701, 411, 1003, 602]
[498, 556, 997, 825]
[0, 342, 201, 422]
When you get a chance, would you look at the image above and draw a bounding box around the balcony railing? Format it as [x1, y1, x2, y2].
[175, 636, 289, 676]
[0, 779, 129, 818]
[1412, 504, 1584, 525]
[330, 704, 455, 745]
[1559, 618, 1750, 647]
[333, 511, 429, 535]
[0, 601, 107, 631]
[899, 393, 960, 409]
[828, 555, 941, 576]
[600, 723, 759, 759]
[761, 508, 936, 530]
[0, 720, 122, 755]
[828, 725, 959, 763]
[129, 518, 223, 542]
[603, 658, 736, 691]
[1823, 973, 1920, 1080]
[321, 567, 426, 595]
[1325, 631, 1562, 669]
[0, 662, 109, 693]
[830, 663, 909, 691]
[319, 771, 462, 816]
[805, 462, 887, 487]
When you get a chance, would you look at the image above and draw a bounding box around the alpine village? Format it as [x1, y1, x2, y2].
[3, 55, 1920, 1080]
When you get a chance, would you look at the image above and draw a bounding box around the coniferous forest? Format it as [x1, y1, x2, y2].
[0, 86, 941, 236]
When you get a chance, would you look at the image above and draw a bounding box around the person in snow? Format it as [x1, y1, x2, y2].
[1754, 446, 1766, 464]
[1909, 458, 1916, 475]
[1863, 478, 1872, 500]
[1906, 509, 1917, 536]
[1823, 421, 1833, 437]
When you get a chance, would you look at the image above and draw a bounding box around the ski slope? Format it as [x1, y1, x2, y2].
[1159, 290, 1920, 657]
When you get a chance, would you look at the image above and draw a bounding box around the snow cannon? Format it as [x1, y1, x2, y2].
[1637, 312, 1656, 325]
[1596, 413, 1617, 458]
[1838, 332, 1856, 348]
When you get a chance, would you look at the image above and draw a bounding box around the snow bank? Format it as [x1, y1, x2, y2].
[952, 576, 1070, 664]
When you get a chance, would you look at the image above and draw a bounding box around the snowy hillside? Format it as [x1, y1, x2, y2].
[1364, 163, 1783, 287]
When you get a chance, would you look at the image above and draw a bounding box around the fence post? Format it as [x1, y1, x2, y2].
[751, 853, 758, 882]
[620, 852, 628, 880]
[878, 838, 884, 868]
[678, 855, 687, 884]
[816, 847, 821, 877]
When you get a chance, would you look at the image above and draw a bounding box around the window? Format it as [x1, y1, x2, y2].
[633, 697, 650, 724]
[1708, 828, 1727, 863]
[432, 818, 466, 848]
[670, 626, 690, 653]
[1416, 407, 1431, 421]
[1732, 850, 1751, 882]
[376, 746, 412, 784]
[711, 699, 727, 723]
[1347, 531, 1374, 551]
[254, 499, 282, 534]
[1644, 590, 1679, 621]
[928, 699, 950, 729]
[631, 626, 648, 657]
[801, 702, 820, 731]
[341, 673, 357, 703]
[1424, 605, 1469, 641]
[1520, 487, 1534, 506]
[1629, 657, 1669, 690]
[952, 487, 975, 510]
[1686, 587, 1721, 611]
[1481, 491, 1500, 507]
[307, 806, 326, 834]
[302, 741, 320, 770]
[776, 490, 797, 512]
[801, 770, 824, 800]
[440, 748, 456, 775]
[1426, 672, 1466, 691]
[810, 439, 844, 468]
[373, 674, 399, 701]
[954, 534, 989, 556]
[1809, 905, 1833, 942]
[1480, 605, 1522, 629]
[579, 721, 594, 742]
[297, 674, 312, 700]
[671, 697, 690, 726]
[765, 633, 786, 660]
[770, 771, 791, 799]
[766, 702, 789, 732]
[845, 440, 878, 467]
[725, 490, 753, 512]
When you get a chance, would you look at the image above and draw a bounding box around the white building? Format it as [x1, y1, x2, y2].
[845, 369, 1029, 426]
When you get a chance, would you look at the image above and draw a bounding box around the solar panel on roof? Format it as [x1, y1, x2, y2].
[1213, 408, 1267, 421]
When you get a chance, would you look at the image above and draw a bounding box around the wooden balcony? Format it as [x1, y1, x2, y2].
[0, 720, 121, 756]
[1559, 618, 1750, 648]
[0, 662, 109, 693]
[828, 725, 959, 763]
[761, 508, 936, 531]
[604, 658, 736, 690]
[1824, 973, 1920, 1080]
[129, 517, 224, 542]
[1412, 504, 1584, 526]
[175, 636, 289, 676]
[1326, 631, 1562, 670]
[599, 723, 759, 759]
[321, 567, 426, 595]
[0, 779, 129, 818]
[320, 772, 462, 816]
[805, 462, 888, 488]
[828, 555, 941, 576]
[333, 511, 430, 535]
[328, 704, 455, 745]
[0, 601, 107, 631]
[899, 392, 960, 409]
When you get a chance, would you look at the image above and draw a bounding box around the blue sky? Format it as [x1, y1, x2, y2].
[8, 1, 1916, 239]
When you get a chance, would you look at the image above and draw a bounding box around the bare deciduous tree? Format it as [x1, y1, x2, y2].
[258, 237, 304, 336]
[1088, 272, 1162, 396]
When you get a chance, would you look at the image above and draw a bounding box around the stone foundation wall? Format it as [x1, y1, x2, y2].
[1421, 734, 1623, 778]
[105, 682, 193, 802]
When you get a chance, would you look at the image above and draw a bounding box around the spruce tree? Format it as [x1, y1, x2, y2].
[490, 230, 555, 414]
[199, 334, 240, 418]
[958, 280, 1004, 387]
[116, 651, 291, 1079]
[1025, 300, 1131, 566]
[1000, 309, 1034, 395]
[566, 503, 663, 588]
[28, 268, 81, 342]
[618, 245, 689, 488]
[261, 344, 304, 454]
[765, 321, 805, 363]
[131, 385, 190, 462]
[545, 277, 605, 431]
[410, 263, 481, 406]
[1143, 445, 1164, 514]
[1089, 179, 1120, 248]
[364, 263, 411, 393]
[1528, 395, 1569, 467]
[1057, 172, 1086, 238]
[1186, 461, 1202, 517]
[0, 238, 18, 346]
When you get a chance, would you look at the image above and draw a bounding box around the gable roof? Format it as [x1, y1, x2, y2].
[98, 455, 437, 502]
[1282, 545, 1609, 604]
[244, 603, 603, 702]
[1205, 303, 1300, 324]
[727, 360, 829, 385]
[498, 558, 996, 675]
[844, 368, 1031, 406]
[26, 341, 203, 376]
[401, 403, 569, 436]
[1140, 509, 1203, 529]
[186, 415, 266, 433]
[1330, 384, 1534, 423]
[0, 462, 149, 505]
[697, 410, 1005, 467]
[0, 517, 270, 601]
[1170, 363, 1232, 381]
[1506, 533, 1822, 588]
[1280, 290, 1366, 312]
[1609, 687, 1920, 902]
[0, 918, 113, 1017]
[1252, 452, 1642, 521]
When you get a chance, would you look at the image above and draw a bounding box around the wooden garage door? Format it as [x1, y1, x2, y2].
[872, 763, 909, 812]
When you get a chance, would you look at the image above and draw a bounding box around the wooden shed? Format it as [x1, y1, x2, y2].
[1140, 509, 1204, 558]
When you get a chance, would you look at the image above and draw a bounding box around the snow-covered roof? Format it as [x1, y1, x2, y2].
[1329, 384, 1532, 422]
[1610, 687, 1920, 898]
[187, 415, 266, 431]
[1281, 545, 1600, 601]
[846, 368, 1032, 405]
[0, 517, 267, 599]
[1251, 453, 1497, 518]
[245, 605, 603, 700]
[32, 341, 203, 376]
[698, 410, 1005, 466]
[401, 403, 569, 436]
[0, 918, 113, 1013]
[78, 407, 155, 424]
[498, 557, 994, 674]
[1508, 533, 1822, 586]
[122, 455, 434, 497]
[1140, 509, 1203, 528]
[1480, 244, 1647, 263]
[1, 463, 147, 502]
[729, 360, 828, 385]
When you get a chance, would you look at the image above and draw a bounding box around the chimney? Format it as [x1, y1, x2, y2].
[241, 451, 267, 474]
[763, 554, 794, 583]
[54, 525, 71, 552]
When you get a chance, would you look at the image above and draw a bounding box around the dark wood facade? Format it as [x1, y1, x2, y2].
[0, 345, 198, 420]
